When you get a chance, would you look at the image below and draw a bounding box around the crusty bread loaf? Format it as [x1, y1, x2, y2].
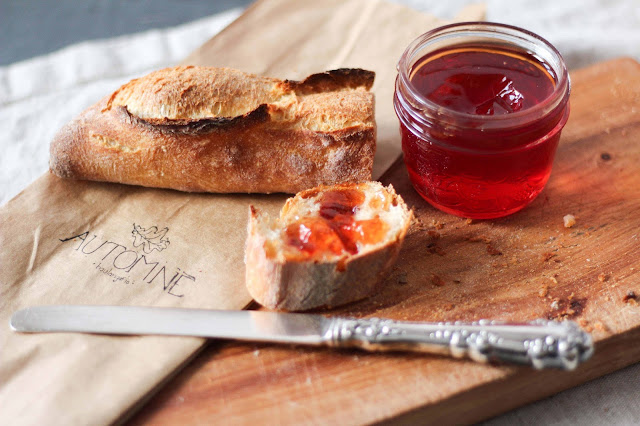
[50, 66, 376, 193]
[245, 181, 412, 311]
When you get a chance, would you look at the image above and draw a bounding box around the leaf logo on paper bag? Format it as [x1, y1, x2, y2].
[59, 223, 194, 298]
[132, 224, 170, 253]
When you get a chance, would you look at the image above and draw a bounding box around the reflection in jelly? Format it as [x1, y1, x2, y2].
[411, 49, 555, 116]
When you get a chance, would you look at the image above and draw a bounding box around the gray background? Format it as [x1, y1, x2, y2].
[0, 0, 252, 65]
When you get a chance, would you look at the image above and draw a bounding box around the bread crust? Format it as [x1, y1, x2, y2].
[245, 183, 412, 311]
[50, 66, 376, 193]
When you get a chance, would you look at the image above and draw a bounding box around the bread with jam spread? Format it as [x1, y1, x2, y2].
[50, 66, 376, 193]
[245, 181, 412, 311]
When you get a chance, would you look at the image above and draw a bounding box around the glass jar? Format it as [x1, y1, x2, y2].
[394, 22, 570, 219]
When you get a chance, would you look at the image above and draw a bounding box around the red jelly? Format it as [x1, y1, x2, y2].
[394, 23, 570, 219]
[285, 188, 388, 258]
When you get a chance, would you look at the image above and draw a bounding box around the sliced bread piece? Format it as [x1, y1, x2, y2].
[245, 181, 412, 311]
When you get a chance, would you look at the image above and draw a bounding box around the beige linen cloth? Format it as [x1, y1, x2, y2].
[0, 1, 484, 424]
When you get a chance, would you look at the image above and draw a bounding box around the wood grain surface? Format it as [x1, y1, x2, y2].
[128, 57, 640, 425]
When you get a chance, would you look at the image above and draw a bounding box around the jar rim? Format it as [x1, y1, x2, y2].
[397, 22, 570, 127]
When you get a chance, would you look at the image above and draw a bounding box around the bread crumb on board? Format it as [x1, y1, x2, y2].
[541, 252, 557, 262]
[432, 220, 444, 230]
[598, 273, 609, 282]
[563, 214, 577, 228]
[594, 321, 607, 332]
[427, 230, 441, 240]
[486, 243, 502, 256]
[427, 245, 446, 256]
[577, 319, 607, 334]
[538, 284, 549, 298]
[623, 291, 638, 305]
[431, 274, 445, 287]
[577, 318, 591, 331]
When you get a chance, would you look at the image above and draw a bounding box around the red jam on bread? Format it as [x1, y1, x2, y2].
[284, 187, 389, 257]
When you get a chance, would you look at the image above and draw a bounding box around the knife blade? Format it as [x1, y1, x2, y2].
[10, 305, 593, 370]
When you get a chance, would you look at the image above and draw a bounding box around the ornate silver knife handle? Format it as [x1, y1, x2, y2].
[324, 318, 593, 370]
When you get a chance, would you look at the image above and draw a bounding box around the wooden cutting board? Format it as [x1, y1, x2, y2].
[128, 57, 640, 425]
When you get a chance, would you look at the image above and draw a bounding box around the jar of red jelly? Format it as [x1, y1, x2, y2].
[394, 22, 570, 219]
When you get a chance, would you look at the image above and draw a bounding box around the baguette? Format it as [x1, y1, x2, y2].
[50, 66, 376, 193]
[245, 181, 412, 311]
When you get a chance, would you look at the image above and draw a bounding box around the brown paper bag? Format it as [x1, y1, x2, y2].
[0, 0, 484, 424]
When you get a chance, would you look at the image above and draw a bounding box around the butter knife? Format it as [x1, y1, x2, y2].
[10, 305, 593, 370]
